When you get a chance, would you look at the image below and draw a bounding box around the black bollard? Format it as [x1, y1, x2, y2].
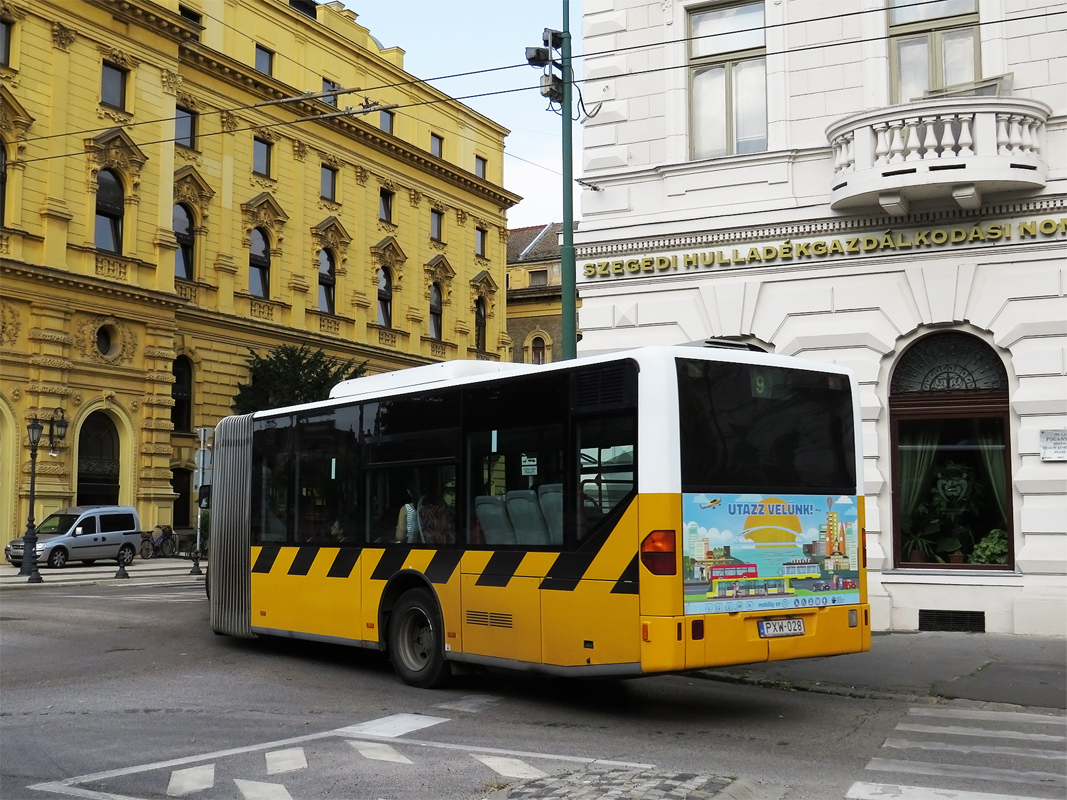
[115, 558, 130, 579]
[189, 548, 203, 576]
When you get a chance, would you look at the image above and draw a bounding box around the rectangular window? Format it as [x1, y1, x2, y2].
[529, 270, 548, 287]
[322, 77, 341, 107]
[380, 109, 394, 134]
[889, 0, 979, 103]
[175, 106, 196, 149]
[379, 188, 393, 223]
[321, 165, 337, 201]
[178, 5, 201, 41]
[101, 62, 127, 110]
[676, 358, 856, 494]
[253, 138, 271, 176]
[475, 227, 487, 258]
[689, 2, 767, 159]
[474, 155, 487, 179]
[430, 133, 444, 158]
[430, 208, 444, 241]
[255, 44, 273, 75]
[0, 19, 11, 66]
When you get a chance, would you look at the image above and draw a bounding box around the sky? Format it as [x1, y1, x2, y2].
[340, 1, 583, 230]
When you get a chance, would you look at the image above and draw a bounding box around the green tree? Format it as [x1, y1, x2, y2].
[232, 344, 366, 414]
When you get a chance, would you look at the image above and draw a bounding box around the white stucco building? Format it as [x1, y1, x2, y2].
[575, 0, 1066, 635]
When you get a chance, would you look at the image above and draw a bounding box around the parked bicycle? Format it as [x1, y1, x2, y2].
[140, 525, 176, 559]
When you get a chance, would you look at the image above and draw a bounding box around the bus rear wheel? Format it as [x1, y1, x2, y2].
[388, 588, 450, 689]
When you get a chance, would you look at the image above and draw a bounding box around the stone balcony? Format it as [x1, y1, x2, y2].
[826, 96, 1051, 215]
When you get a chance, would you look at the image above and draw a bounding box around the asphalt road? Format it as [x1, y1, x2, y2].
[1, 582, 1063, 800]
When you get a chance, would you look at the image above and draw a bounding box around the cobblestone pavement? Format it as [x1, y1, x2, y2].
[484, 766, 772, 800]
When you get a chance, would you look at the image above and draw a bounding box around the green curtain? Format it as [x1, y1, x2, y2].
[898, 421, 941, 531]
[976, 419, 1008, 527]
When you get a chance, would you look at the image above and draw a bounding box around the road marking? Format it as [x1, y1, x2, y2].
[883, 736, 1066, 760]
[472, 754, 548, 779]
[335, 713, 449, 738]
[847, 781, 1056, 800]
[895, 722, 1066, 742]
[234, 779, 293, 800]
[28, 720, 653, 799]
[865, 757, 1067, 787]
[167, 764, 214, 796]
[907, 707, 1067, 725]
[433, 694, 501, 713]
[347, 741, 412, 764]
[265, 747, 307, 774]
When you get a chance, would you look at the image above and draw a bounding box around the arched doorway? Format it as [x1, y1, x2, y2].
[890, 332, 1012, 568]
[77, 411, 120, 506]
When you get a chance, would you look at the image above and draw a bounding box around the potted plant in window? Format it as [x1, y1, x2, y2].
[901, 520, 938, 563]
[925, 461, 982, 562]
[970, 527, 1009, 565]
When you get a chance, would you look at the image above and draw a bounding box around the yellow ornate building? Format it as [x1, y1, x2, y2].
[0, 0, 518, 540]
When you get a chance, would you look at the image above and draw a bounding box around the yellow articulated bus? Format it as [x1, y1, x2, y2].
[208, 343, 869, 687]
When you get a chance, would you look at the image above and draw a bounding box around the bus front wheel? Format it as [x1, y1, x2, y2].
[388, 588, 450, 689]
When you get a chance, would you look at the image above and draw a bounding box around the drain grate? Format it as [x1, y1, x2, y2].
[919, 609, 985, 632]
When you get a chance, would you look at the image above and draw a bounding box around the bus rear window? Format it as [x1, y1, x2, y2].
[676, 358, 856, 494]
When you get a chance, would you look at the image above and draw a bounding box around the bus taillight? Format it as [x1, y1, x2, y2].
[641, 530, 676, 575]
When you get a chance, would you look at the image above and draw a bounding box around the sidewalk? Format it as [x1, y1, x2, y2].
[0, 556, 206, 589]
[699, 629, 1067, 710]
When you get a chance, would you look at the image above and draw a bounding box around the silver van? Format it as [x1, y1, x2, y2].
[4, 506, 142, 569]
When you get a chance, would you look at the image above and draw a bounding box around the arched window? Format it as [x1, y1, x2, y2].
[890, 331, 1012, 568]
[172, 468, 193, 528]
[95, 169, 124, 253]
[77, 411, 120, 506]
[174, 204, 194, 281]
[377, 267, 392, 328]
[429, 282, 443, 340]
[318, 249, 336, 314]
[249, 227, 270, 298]
[474, 298, 487, 352]
[172, 355, 193, 432]
[531, 336, 545, 365]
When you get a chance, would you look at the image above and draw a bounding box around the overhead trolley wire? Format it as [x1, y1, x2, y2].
[11, 2, 1061, 168]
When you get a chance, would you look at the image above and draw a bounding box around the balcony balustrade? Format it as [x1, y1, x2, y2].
[826, 96, 1050, 215]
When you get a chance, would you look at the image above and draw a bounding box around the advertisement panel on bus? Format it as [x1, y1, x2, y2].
[681, 493, 861, 615]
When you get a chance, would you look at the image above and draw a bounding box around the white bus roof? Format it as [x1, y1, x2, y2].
[328, 344, 852, 402]
[330, 360, 536, 399]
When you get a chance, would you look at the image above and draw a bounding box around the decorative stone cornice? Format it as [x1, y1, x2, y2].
[161, 69, 182, 95]
[52, 22, 75, 51]
[98, 45, 140, 70]
[85, 128, 148, 192]
[76, 314, 137, 365]
[28, 328, 72, 344]
[0, 301, 20, 345]
[0, 1, 27, 21]
[253, 125, 281, 143]
[30, 356, 74, 370]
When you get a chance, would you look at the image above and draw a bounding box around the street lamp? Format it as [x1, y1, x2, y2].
[21, 409, 68, 583]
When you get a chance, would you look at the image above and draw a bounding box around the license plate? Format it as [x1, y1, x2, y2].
[758, 618, 805, 638]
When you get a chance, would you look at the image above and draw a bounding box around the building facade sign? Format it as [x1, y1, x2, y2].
[581, 217, 1067, 280]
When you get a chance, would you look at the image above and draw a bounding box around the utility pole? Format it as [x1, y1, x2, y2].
[526, 0, 577, 360]
[560, 0, 576, 360]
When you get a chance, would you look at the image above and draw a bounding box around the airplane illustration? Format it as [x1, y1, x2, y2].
[701, 498, 721, 509]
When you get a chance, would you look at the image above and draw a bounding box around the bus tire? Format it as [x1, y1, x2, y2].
[388, 588, 451, 689]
